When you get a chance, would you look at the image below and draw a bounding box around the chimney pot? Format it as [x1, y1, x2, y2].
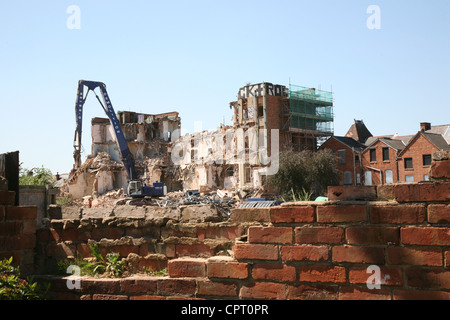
[420, 122, 431, 131]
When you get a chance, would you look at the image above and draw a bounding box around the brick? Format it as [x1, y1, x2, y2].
[295, 226, 344, 244]
[158, 279, 196, 296]
[401, 227, 450, 246]
[428, 204, 450, 224]
[4, 234, 35, 250]
[120, 278, 158, 293]
[406, 269, 450, 290]
[0, 191, 15, 206]
[298, 266, 346, 283]
[197, 225, 242, 240]
[207, 261, 248, 279]
[349, 267, 403, 286]
[328, 186, 377, 201]
[393, 289, 450, 300]
[61, 229, 90, 242]
[90, 228, 123, 240]
[393, 182, 450, 202]
[197, 280, 238, 297]
[369, 205, 426, 224]
[176, 244, 214, 257]
[252, 263, 296, 282]
[0, 221, 19, 235]
[338, 286, 391, 300]
[109, 245, 139, 258]
[332, 246, 384, 264]
[46, 242, 75, 258]
[5, 206, 37, 220]
[0, 206, 5, 220]
[386, 247, 442, 266]
[168, 258, 206, 278]
[129, 295, 166, 300]
[270, 206, 315, 223]
[92, 294, 128, 300]
[316, 205, 366, 223]
[287, 284, 338, 300]
[429, 160, 450, 179]
[248, 226, 292, 244]
[230, 208, 270, 223]
[234, 243, 278, 260]
[281, 245, 329, 262]
[240, 282, 286, 300]
[81, 279, 119, 294]
[21, 220, 36, 235]
[346, 226, 399, 245]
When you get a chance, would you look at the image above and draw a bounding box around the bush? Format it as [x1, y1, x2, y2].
[19, 165, 55, 186]
[268, 149, 339, 201]
[0, 257, 49, 300]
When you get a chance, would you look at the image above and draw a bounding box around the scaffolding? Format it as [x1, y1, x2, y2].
[288, 85, 334, 134]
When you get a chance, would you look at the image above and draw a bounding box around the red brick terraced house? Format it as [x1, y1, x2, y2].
[397, 130, 450, 183]
[361, 137, 407, 186]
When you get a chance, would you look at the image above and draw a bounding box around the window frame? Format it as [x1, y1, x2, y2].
[404, 157, 413, 169]
[369, 148, 377, 162]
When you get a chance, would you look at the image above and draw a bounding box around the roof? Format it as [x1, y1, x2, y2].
[422, 132, 450, 151]
[328, 136, 367, 152]
[426, 124, 450, 137]
[365, 134, 414, 146]
[345, 120, 373, 144]
[365, 137, 406, 151]
[398, 131, 450, 157]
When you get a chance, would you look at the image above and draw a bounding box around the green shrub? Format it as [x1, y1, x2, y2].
[268, 149, 339, 201]
[0, 257, 49, 300]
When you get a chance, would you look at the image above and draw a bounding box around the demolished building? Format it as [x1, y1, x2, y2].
[65, 82, 335, 200]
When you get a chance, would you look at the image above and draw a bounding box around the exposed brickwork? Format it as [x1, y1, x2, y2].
[23, 181, 450, 300]
[0, 192, 37, 275]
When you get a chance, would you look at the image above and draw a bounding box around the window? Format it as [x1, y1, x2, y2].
[370, 149, 376, 162]
[344, 172, 352, 185]
[404, 158, 413, 169]
[338, 150, 346, 164]
[385, 170, 393, 184]
[423, 154, 432, 166]
[424, 174, 429, 181]
[355, 155, 360, 162]
[405, 175, 414, 182]
[382, 147, 390, 161]
[356, 173, 361, 185]
[365, 171, 372, 186]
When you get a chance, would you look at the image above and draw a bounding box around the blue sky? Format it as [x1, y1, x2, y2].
[1, 0, 449, 175]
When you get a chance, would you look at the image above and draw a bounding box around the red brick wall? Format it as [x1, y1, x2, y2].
[320, 137, 362, 185]
[398, 134, 439, 183]
[36, 181, 450, 300]
[361, 140, 399, 185]
[0, 191, 37, 275]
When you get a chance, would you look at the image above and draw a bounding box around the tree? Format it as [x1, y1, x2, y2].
[19, 165, 55, 186]
[267, 149, 339, 201]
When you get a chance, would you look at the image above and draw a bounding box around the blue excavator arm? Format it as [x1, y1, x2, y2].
[73, 80, 137, 180]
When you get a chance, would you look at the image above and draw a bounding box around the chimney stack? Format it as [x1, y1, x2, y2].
[420, 122, 431, 132]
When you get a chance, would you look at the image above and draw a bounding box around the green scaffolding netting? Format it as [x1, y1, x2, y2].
[289, 85, 334, 133]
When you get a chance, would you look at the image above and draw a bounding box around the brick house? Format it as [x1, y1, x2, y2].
[361, 137, 406, 185]
[397, 130, 450, 183]
[319, 136, 366, 185]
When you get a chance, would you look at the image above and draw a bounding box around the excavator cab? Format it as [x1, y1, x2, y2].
[127, 180, 143, 197]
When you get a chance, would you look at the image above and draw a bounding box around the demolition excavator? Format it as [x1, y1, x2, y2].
[72, 80, 165, 198]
